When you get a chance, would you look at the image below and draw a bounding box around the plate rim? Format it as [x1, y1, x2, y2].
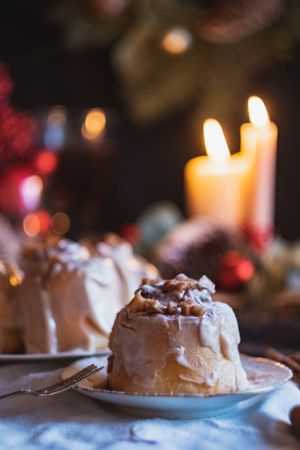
[70, 354, 293, 399]
[0, 348, 110, 361]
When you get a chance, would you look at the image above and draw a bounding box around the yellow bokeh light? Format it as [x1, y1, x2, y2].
[82, 109, 106, 140]
[51, 212, 71, 235]
[23, 213, 40, 237]
[203, 119, 231, 163]
[248, 96, 270, 129]
[161, 28, 192, 54]
[9, 274, 22, 287]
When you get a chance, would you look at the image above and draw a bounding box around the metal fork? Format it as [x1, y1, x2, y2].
[0, 363, 102, 401]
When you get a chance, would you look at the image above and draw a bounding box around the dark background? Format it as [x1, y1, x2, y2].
[0, 0, 300, 240]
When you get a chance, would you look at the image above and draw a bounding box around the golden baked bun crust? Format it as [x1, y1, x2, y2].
[0, 262, 23, 354]
[108, 274, 248, 395]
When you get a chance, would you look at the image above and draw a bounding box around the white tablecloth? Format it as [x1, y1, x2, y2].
[0, 361, 299, 450]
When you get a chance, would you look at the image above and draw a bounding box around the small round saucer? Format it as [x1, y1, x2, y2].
[61, 354, 292, 419]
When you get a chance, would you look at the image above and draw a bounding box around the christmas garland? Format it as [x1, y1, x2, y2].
[53, 0, 300, 122]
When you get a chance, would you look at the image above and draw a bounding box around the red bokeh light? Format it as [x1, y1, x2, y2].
[35, 151, 57, 175]
[35, 209, 51, 234]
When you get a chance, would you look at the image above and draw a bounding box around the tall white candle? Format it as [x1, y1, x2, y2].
[240, 97, 278, 235]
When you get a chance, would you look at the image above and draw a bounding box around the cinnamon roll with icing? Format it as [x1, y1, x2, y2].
[108, 274, 248, 395]
[16, 236, 157, 354]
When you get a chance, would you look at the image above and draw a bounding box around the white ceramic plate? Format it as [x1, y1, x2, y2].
[61, 354, 292, 419]
[0, 349, 110, 362]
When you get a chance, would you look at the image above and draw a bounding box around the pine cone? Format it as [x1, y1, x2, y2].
[153, 217, 235, 282]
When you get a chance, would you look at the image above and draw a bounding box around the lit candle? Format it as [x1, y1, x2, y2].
[185, 119, 249, 230]
[240, 97, 278, 236]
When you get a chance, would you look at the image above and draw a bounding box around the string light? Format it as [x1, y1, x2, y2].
[161, 28, 192, 54]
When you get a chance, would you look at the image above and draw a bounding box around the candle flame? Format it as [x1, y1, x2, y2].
[248, 96, 270, 128]
[203, 119, 230, 163]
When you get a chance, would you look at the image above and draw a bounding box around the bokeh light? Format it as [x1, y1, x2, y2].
[82, 108, 106, 140]
[9, 273, 22, 287]
[161, 28, 192, 54]
[47, 106, 66, 126]
[23, 213, 40, 237]
[51, 212, 71, 235]
[35, 151, 57, 175]
[35, 210, 51, 234]
[44, 106, 66, 149]
[19, 175, 43, 211]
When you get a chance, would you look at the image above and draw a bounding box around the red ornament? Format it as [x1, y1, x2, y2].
[243, 224, 273, 252]
[217, 250, 254, 292]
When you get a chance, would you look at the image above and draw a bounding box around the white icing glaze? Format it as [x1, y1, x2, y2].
[18, 254, 124, 353]
[109, 297, 249, 394]
[171, 346, 193, 370]
[205, 371, 218, 387]
[20, 239, 90, 276]
[40, 289, 57, 353]
[179, 375, 204, 385]
[17, 238, 158, 354]
[198, 302, 248, 390]
[17, 278, 57, 353]
[97, 240, 158, 305]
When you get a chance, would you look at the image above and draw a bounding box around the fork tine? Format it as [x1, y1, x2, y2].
[0, 365, 103, 401]
[43, 366, 102, 396]
[49, 366, 101, 392]
[41, 364, 98, 394]
[37, 364, 99, 394]
[48, 366, 103, 395]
